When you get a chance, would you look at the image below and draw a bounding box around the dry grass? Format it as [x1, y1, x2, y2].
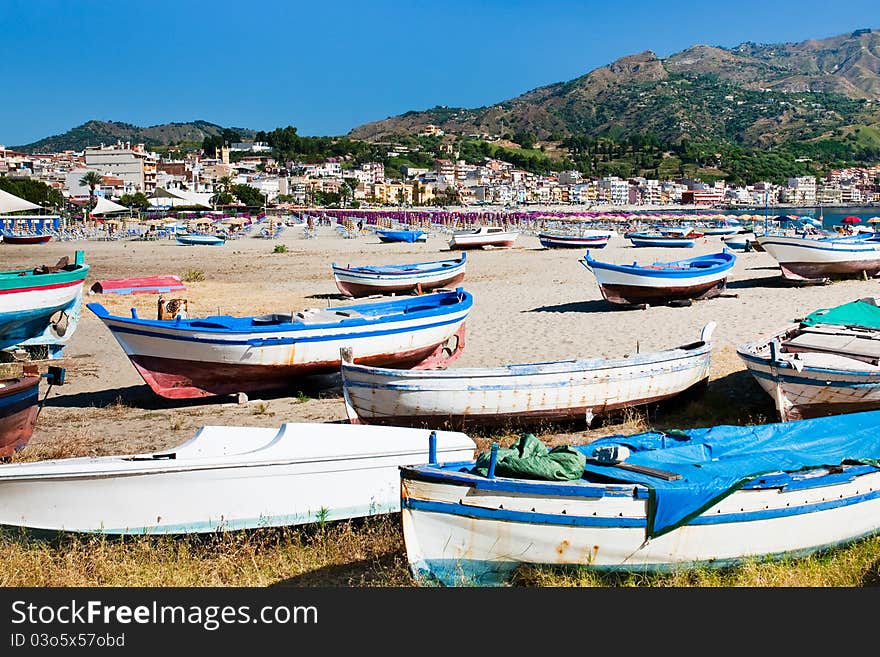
[0, 516, 411, 587]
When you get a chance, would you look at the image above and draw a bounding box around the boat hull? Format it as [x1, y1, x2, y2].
[377, 230, 426, 243]
[538, 233, 610, 249]
[581, 252, 735, 305]
[176, 235, 225, 246]
[737, 324, 880, 421]
[0, 376, 40, 458]
[448, 229, 518, 250]
[2, 234, 53, 244]
[342, 327, 714, 428]
[628, 236, 695, 248]
[332, 256, 466, 297]
[757, 235, 880, 281]
[0, 423, 476, 534]
[0, 255, 89, 351]
[88, 291, 471, 399]
[401, 467, 880, 586]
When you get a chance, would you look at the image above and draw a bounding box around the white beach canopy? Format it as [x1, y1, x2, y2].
[150, 187, 213, 209]
[0, 188, 41, 214]
[90, 195, 129, 215]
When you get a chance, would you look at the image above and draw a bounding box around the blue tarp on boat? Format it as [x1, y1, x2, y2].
[579, 410, 880, 538]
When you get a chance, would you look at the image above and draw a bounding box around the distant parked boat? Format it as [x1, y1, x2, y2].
[0, 372, 40, 458]
[448, 226, 518, 250]
[581, 250, 736, 306]
[332, 254, 466, 297]
[627, 231, 695, 248]
[721, 232, 757, 251]
[738, 297, 880, 421]
[0, 422, 476, 534]
[0, 251, 89, 352]
[538, 230, 612, 249]
[2, 233, 53, 245]
[377, 229, 427, 243]
[88, 288, 472, 399]
[756, 233, 880, 281]
[400, 409, 880, 586]
[176, 234, 225, 246]
[341, 322, 714, 428]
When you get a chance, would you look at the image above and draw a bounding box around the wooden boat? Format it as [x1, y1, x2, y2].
[737, 297, 880, 421]
[377, 229, 427, 243]
[87, 288, 472, 399]
[90, 275, 186, 295]
[1, 233, 53, 245]
[756, 233, 880, 281]
[176, 234, 225, 246]
[701, 224, 741, 236]
[581, 250, 736, 306]
[400, 409, 880, 586]
[448, 225, 518, 250]
[341, 322, 715, 428]
[0, 251, 89, 352]
[627, 231, 695, 248]
[538, 230, 612, 249]
[0, 372, 40, 458]
[332, 254, 466, 297]
[0, 422, 475, 534]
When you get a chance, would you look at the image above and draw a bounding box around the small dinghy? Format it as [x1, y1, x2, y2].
[0, 422, 475, 535]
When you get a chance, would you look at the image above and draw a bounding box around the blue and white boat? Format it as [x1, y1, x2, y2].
[581, 250, 736, 306]
[87, 288, 472, 400]
[538, 230, 613, 249]
[377, 229, 427, 243]
[737, 297, 880, 421]
[756, 233, 880, 281]
[721, 231, 757, 251]
[341, 322, 714, 428]
[401, 409, 880, 586]
[176, 233, 225, 246]
[332, 254, 466, 297]
[0, 251, 89, 357]
[627, 231, 695, 248]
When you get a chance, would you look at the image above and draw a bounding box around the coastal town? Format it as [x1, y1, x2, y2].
[2, 134, 879, 212]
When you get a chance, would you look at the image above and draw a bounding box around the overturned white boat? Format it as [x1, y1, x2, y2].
[0, 423, 475, 535]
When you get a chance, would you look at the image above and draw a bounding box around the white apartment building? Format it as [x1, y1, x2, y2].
[83, 142, 158, 193]
[599, 176, 630, 205]
[784, 176, 817, 205]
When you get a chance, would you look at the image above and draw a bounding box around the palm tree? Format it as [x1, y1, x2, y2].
[79, 170, 103, 221]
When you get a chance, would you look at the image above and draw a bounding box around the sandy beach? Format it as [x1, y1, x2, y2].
[4, 224, 880, 458]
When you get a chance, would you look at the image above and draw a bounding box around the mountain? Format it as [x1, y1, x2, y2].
[13, 120, 257, 153]
[348, 28, 880, 148]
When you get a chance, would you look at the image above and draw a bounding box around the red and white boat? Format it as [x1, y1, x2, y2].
[448, 226, 518, 250]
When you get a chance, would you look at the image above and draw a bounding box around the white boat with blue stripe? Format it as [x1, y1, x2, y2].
[341, 322, 715, 429]
[332, 254, 466, 297]
[401, 409, 880, 586]
[756, 233, 880, 281]
[0, 422, 475, 535]
[581, 250, 736, 306]
[737, 297, 880, 421]
[87, 288, 472, 400]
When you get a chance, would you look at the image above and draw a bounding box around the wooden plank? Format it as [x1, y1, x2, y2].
[586, 458, 681, 481]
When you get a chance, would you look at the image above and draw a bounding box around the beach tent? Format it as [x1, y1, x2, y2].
[149, 187, 213, 209]
[0, 188, 41, 214]
[90, 196, 129, 216]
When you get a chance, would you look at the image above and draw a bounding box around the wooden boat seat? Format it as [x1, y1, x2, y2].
[783, 331, 880, 362]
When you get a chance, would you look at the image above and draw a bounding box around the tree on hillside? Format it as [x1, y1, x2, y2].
[79, 170, 103, 220]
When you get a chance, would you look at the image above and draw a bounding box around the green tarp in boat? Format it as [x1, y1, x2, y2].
[802, 298, 880, 329]
[474, 434, 586, 481]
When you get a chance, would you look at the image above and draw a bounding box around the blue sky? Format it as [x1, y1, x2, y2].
[2, 0, 878, 146]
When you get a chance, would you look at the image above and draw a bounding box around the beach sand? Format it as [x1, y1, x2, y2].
[4, 224, 879, 458]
